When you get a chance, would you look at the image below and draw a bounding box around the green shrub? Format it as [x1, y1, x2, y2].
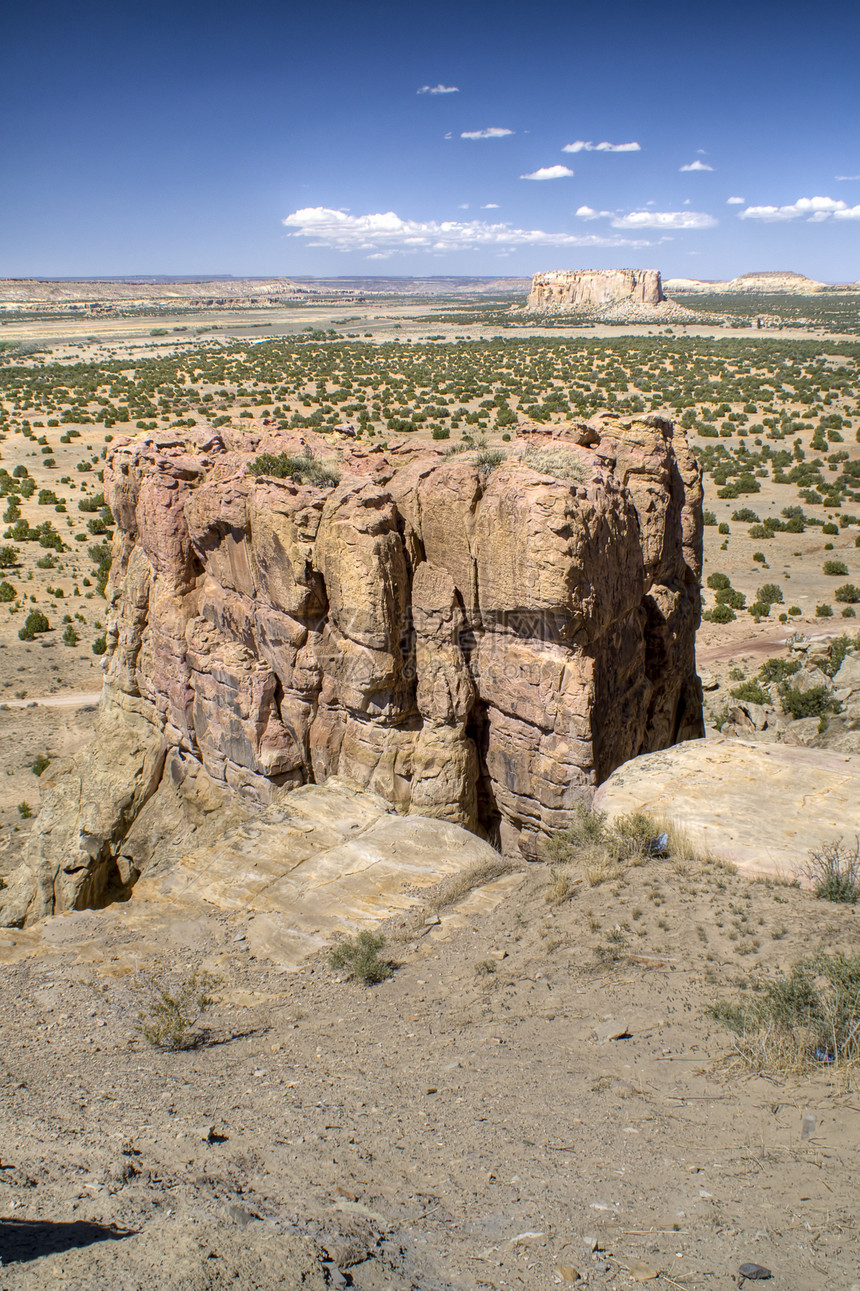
[328, 930, 393, 984]
[703, 603, 736, 623]
[718, 522, 729, 534]
[706, 572, 731, 590]
[731, 680, 769, 705]
[18, 610, 50, 641]
[780, 684, 838, 719]
[757, 583, 783, 605]
[0, 545, 20, 568]
[92, 635, 107, 655]
[732, 508, 760, 523]
[431, 425, 450, 440]
[823, 560, 849, 576]
[748, 601, 771, 619]
[715, 587, 746, 610]
[834, 584, 860, 603]
[815, 603, 834, 618]
[247, 451, 340, 487]
[18, 802, 32, 819]
[702, 510, 717, 526]
[0, 579, 15, 602]
[63, 624, 79, 646]
[758, 657, 801, 685]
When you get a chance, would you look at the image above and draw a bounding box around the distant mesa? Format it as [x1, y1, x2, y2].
[527, 268, 665, 313]
[664, 270, 847, 295]
[524, 268, 702, 323]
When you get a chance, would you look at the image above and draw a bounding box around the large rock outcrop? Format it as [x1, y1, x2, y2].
[527, 269, 665, 313]
[0, 412, 704, 925]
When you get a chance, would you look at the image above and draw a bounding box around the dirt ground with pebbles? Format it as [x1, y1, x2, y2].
[1, 850, 858, 1291]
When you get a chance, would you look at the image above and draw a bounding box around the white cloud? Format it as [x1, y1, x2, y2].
[835, 174, 860, 181]
[460, 127, 513, 140]
[563, 140, 640, 153]
[481, 203, 500, 209]
[521, 164, 574, 180]
[739, 195, 860, 222]
[726, 195, 745, 204]
[612, 210, 717, 229]
[576, 205, 612, 221]
[282, 206, 654, 254]
[680, 160, 714, 172]
[417, 84, 458, 95]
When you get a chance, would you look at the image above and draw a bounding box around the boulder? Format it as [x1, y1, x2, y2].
[594, 737, 860, 879]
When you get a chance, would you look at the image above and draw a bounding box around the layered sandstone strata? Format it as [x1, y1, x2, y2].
[0, 413, 703, 924]
[527, 269, 665, 313]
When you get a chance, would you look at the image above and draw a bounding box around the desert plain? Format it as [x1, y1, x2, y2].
[1, 279, 859, 1290]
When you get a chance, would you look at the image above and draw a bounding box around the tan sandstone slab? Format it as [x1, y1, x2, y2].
[593, 737, 860, 880]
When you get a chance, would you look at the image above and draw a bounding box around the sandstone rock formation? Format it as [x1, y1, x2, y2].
[0, 412, 704, 925]
[527, 269, 664, 313]
[594, 736, 860, 879]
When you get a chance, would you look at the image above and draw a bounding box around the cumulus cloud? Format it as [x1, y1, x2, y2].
[563, 140, 640, 153]
[611, 210, 717, 229]
[726, 195, 745, 204]
[739, 195, 860, 222]
[520, 164, 574, 180]
[460, 127, 513, 139]
[417, 83, 458, 94]
[282, 206, 653, 254]
[680, 160, 714, 172]
[576, 205, 612, 221]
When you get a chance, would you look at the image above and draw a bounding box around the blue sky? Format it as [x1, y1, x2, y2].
[2, 0, 859, 280]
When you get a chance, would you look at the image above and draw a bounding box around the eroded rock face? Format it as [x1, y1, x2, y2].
[527, 269, 664, 313]
[1, 412, 703, 925]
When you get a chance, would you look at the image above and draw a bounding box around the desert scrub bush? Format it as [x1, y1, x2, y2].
[18, 610, 50, 641]
[709, 951, 860, 1072]
[521, 445, 585, 484]
[474, 447, 506, 476]
[802, 836, 860, 903]
[429, 857, 512, 912]
[834, 583, 860, 603]
[823, 559, 849, 576]
[544, 804, 678, 888]
[328, 930, 393, 984]
[758, 656, 801, 685]
[703, 603, 736, 624]
[247, 450, 340, 487]
[706, 571, 731, 590]
[779, 683, 839, 720]
[731, 680, 769, 705]
[129, 967, 220, 1050]
[757, 583, 784, 606]
[32, 754, 50, 776]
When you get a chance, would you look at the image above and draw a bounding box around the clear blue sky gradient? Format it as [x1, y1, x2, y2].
[2, 0, 859, 280]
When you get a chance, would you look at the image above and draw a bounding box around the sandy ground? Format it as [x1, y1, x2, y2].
[1, 851, 858, 1291]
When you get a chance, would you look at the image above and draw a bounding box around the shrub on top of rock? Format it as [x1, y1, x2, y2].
[247, 451, 340, 487]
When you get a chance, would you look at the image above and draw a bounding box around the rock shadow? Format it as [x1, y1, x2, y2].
[0, 1218, 135, 1266]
